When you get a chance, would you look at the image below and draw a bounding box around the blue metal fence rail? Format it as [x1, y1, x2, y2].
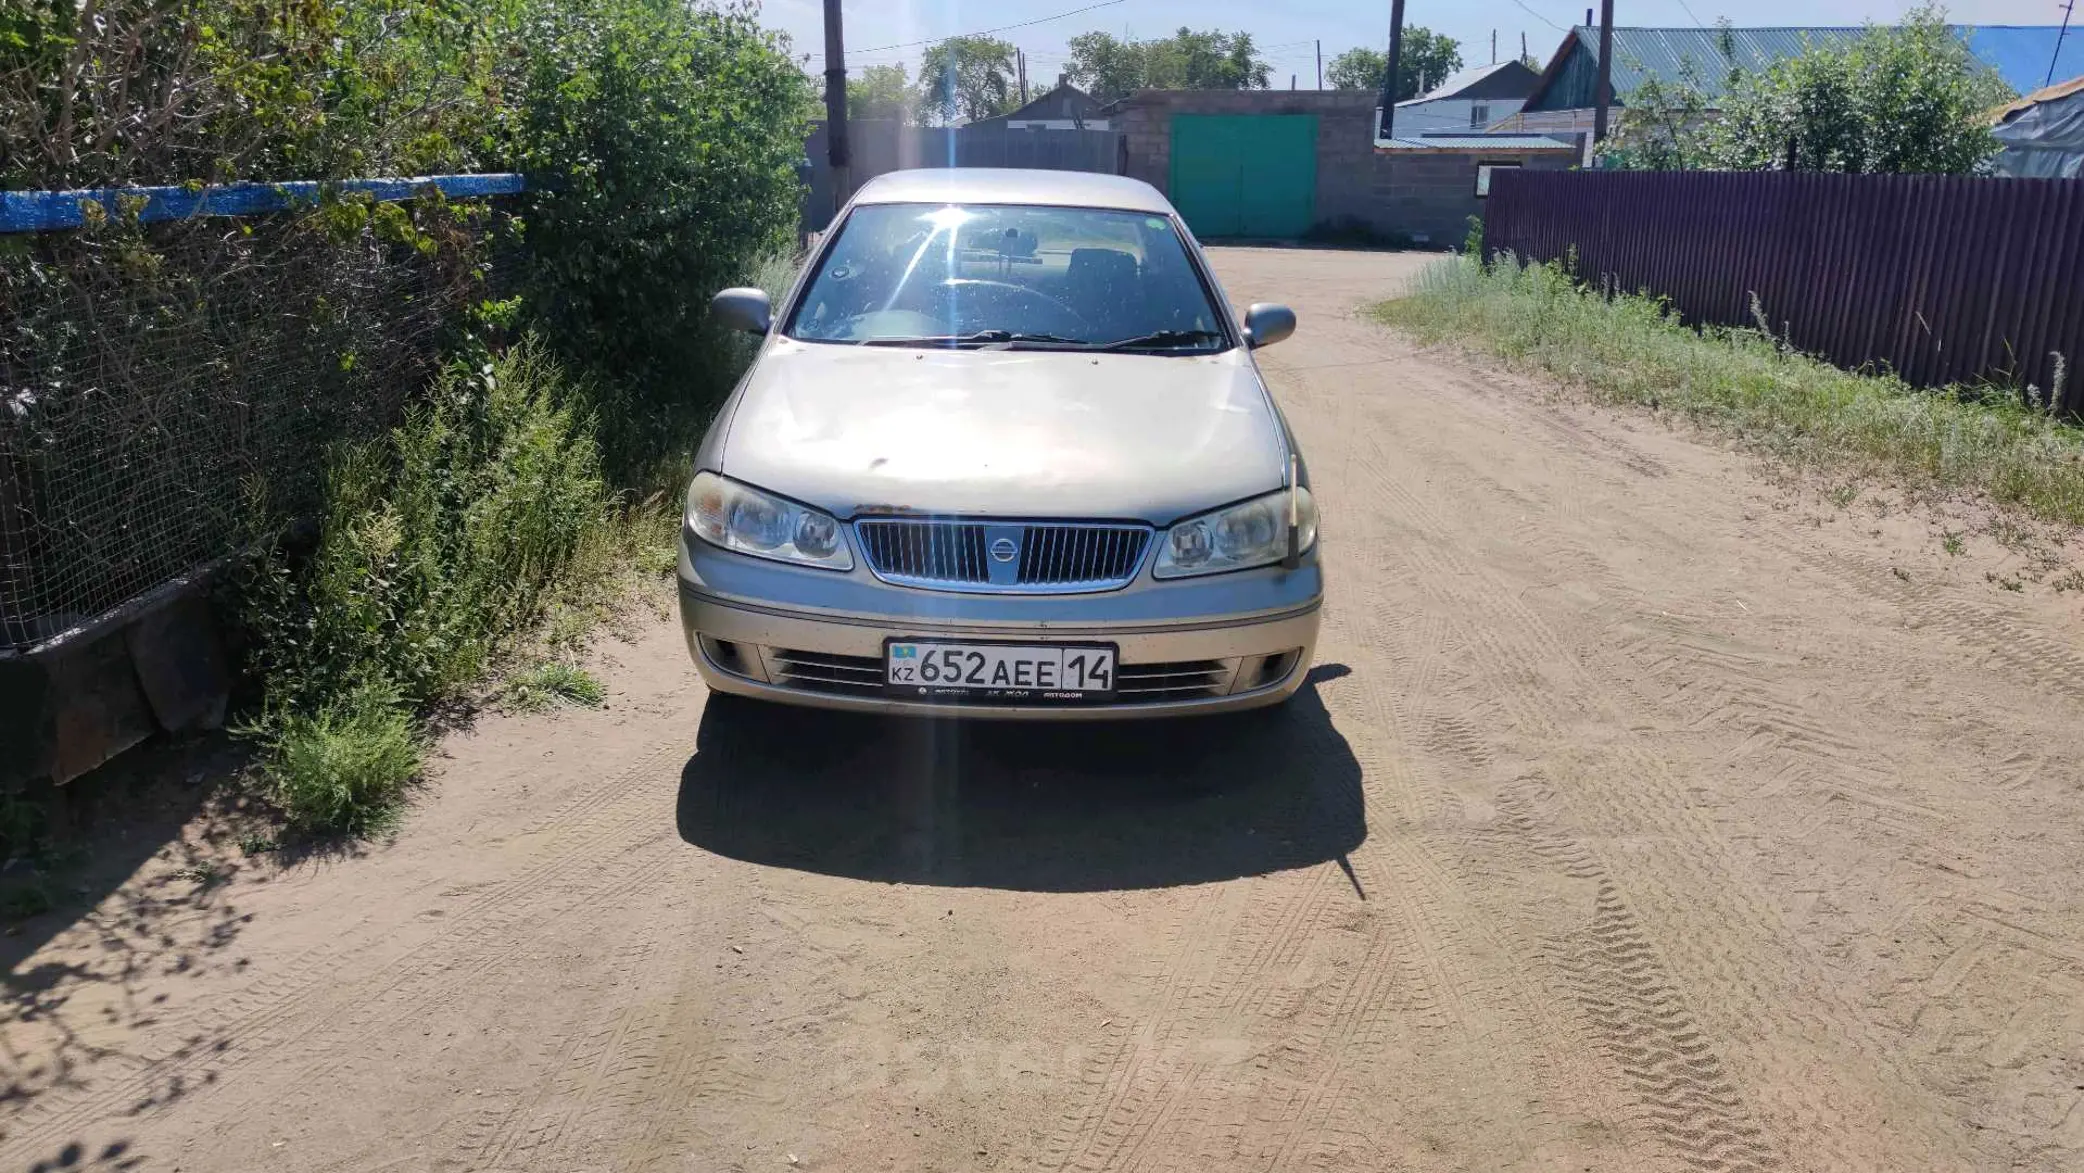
[3, 171, 528, 658]
[0, 173, 527, 233]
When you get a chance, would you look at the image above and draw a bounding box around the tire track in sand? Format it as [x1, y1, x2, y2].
[5, 735, 691, 1157]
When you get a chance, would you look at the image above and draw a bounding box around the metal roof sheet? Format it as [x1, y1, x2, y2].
[1415, 61, 1537, 101]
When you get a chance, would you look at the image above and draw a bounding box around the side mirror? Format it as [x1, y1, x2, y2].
[711, 287, 773, 335]
[1243, 303, 1296, 349]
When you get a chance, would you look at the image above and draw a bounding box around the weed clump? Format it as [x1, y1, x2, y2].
[504, 662, 607, 712]
[254, 682, 422, 837]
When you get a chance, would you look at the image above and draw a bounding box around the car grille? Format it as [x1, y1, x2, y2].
[767, 649, 883, 696]
[764, 650, 1240, 704]
[1114, 659, 1236, 700]
[854, 520, 1151, 593]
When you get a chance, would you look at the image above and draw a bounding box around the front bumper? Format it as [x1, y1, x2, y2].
[677, 527, 1323, 720]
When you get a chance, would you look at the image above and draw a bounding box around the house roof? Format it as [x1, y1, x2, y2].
[1994, 73, 2084, 123]
[971, 82, 1102, 126]
[1990, 73, 2084, 178]
[1523, 25, 2084, 113]
[1399, 60, 1541, 105]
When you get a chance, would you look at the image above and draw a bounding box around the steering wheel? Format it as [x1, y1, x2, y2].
[933, 278, 1095, 334]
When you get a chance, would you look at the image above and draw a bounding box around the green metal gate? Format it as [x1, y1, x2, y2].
[1168, 114, 1318, 239]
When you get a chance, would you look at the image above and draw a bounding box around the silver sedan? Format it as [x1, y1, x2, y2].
[680, 168, 1321, 718]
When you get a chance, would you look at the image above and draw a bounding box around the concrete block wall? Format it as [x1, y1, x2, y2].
[1362, 151, 1577, 244]
[1115, 90, 1576, 244]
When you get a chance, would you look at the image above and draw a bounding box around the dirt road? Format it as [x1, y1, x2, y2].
[8, 247, 2084, 1173]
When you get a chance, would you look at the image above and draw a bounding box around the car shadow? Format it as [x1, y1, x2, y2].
[674, 664, 1364, 892]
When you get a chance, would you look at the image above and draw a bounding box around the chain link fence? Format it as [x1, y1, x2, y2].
[1, 185, 510, 652]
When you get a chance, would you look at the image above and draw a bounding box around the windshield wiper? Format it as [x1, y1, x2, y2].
[1096, 329, 1225, 352]
[858, 330, 1088, 348]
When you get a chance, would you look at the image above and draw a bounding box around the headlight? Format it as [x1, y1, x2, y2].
[685, 471, 853, 571]
[1153, 486, 1317, 579]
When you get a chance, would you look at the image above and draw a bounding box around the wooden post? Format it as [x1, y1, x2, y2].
[822, 0, 850, 214]
[1593, 0, 1615, 144]
[1378, 0, 1407, 141]
[1315, 40, 1323, 89]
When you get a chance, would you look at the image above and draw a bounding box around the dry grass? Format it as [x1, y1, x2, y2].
[1376, 255, 2084, 527]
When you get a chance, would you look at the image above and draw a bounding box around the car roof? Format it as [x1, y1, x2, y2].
[847, 169, 1174, 215]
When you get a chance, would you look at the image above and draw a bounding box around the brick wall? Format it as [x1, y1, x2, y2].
[1116, 90, 1577, 244]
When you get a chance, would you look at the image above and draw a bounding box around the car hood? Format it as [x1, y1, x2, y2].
[715, 339, 1286, 522]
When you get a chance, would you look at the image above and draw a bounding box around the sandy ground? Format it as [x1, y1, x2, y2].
[7, 246, 2084, 1173]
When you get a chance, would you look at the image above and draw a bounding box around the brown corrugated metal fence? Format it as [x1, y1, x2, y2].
[1483, 170, 2084, 413]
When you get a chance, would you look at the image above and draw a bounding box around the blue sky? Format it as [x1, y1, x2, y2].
[760, 0, 2075, 89]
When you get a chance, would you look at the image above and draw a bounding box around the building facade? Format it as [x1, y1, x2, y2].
[1113, 90, 1576, 244]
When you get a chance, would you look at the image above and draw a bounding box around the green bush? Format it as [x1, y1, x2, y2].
[512, 0, 815, 476]
[1, 0, 516, 189]
[8, 1, 813, 841]
[257, 680, 422, 837]
[242, 338, 611, 718]
[1378, 254, 2084, 525]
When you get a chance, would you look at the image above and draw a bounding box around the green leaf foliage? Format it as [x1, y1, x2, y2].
[849, 63, 916, 123]
[1325, 30, 1463, 101]
[916, 35, 1019, 124]
[0, 0, 520, 188]
[512, 0, 816, 476]
[240, 338, 610, 716]
[1064, 28, 1276, 105]
[1603, 9, 2013, 175]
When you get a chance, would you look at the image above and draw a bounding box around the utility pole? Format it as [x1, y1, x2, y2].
[1291, 73, 1297, 90]
[1378, 0, 1407, 141]
[2053, 0, 2076, 89]
[1492, 29, 1498, 65]
[1018, 49, 1029, 105]
[821, 0, 849, 215]
[1593, 0, 1615, 143]
[1522, 32, 1528, 62]
[1315, 40, 1323, 89]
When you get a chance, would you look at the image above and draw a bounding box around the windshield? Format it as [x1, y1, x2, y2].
[784, 202, 1229, 351]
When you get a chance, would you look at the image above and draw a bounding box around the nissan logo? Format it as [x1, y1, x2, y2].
[989, 537, 1019, 563]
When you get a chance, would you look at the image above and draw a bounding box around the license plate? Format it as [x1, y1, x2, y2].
[886, 641, 1116, 700]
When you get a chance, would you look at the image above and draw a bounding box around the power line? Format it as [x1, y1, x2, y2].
[2053, 0, 2076, 89]
[1511, 0, 1566, 33]
[803, 0, 1128, 58]
[1674, 0, 1708, 29]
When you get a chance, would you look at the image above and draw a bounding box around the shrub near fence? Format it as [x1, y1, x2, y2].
[1483, 169, 2084, 413]
[2, 0, 813, 813]
[0, 186, 506, 651]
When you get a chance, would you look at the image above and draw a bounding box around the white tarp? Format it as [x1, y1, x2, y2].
[1993, 79, 2084, 179]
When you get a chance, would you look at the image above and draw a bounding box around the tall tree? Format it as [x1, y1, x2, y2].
[1145, 28, 1271, 90]
[916, 35, 1017, 124]
[848, 62, 914, 122]
[1064, 31, 1148, 104]
[1064, 27, 1270, 102]
[1326, 29, 1463, 100]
